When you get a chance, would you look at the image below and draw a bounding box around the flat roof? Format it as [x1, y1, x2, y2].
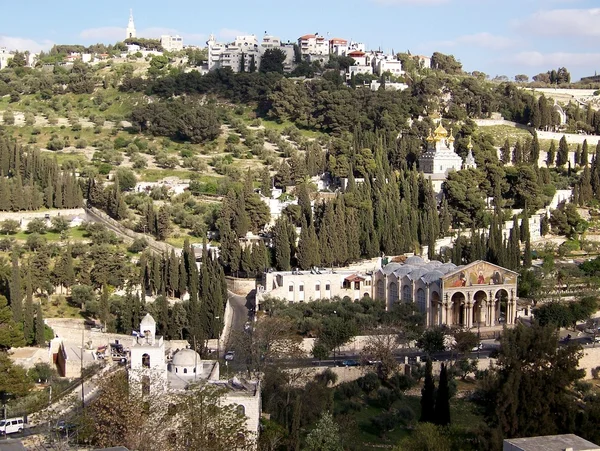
[504, 434, 600, 451]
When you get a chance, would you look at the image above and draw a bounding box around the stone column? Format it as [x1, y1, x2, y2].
[489, 292, 496, 326]
[425, 285, 431, 327]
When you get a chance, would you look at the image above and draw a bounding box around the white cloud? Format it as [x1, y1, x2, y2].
[80, 27, 125, 42]
[506, 51, 600, 68]
[514, 8, 600, 38]
[431, 32, 517, 50]
[0, 35, 54, 53]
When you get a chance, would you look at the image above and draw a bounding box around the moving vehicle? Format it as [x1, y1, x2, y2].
[472, 343, 484, 351]
[0, 417, 25, 435]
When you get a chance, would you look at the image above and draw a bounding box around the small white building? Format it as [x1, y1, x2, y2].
[370, 81, 409, 91]
[372, 54, 404, 77]
[503, 434, 600, 451]
[129, 314, 168, 394]
[329, 38, 348, 56]
[161, 35, 184, 52]
[0, 48, 14, 70]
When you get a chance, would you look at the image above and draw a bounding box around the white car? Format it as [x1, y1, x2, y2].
[224, 351, 235, 361]
[471, 343, 484, 351]
[0, 417, 25, 435]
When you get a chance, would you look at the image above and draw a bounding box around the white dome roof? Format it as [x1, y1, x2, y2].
[172, 348, 201, 367]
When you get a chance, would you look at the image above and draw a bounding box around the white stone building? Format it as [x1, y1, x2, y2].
[372, 54, 404, 77]
[161, 35, 184, 52]
[206, 34, 294, 73]
[373, 257, 518, 329]
[370, 81, 409, 92]
[0, 48, 14, 70]
[126, 9, 136, 40]
[257, 268, 374, 308]
[329, 38, 348, 56]
[129, 313, 168, 393]
[298, 34, 328, 56]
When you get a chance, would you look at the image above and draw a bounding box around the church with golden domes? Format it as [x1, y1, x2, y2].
[418, 113, 468, 193]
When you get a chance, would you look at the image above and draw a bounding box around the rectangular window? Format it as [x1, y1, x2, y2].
[354, 281, 360, 290]
[365, 280, 371, 286]
[326, 284, 331, 291]
[289, 285, 294, 292]
[299, 285, 304, 292]
[315, 284, 320, 291]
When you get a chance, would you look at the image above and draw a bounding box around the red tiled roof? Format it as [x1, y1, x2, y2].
[348, 51, 365, 57]
[345, 274, 365, 282]
[330, 38, 348, 44]
[299, 34, 316, 40]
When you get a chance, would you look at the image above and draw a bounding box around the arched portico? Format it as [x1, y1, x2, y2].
[472, 290, 487, 328]
[450, 292, 466, 327]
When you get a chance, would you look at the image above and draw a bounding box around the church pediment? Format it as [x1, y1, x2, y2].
[442, 260, 517, 289]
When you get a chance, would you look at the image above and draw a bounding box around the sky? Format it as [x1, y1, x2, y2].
[1, 0, 599, 81]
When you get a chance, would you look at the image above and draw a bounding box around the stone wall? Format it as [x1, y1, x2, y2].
[226, 277, 256, 296]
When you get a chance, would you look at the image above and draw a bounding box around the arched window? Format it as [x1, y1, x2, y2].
[402, 285, 412, 302]
[416, 288, 426, 313]
[389, 282, 399, 304]
[183, 368, 187, 374]
[142, 353, 150, 368]
[237, 405, 246, 416]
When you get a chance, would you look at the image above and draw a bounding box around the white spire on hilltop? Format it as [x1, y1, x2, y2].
[126, 9, 136, 40]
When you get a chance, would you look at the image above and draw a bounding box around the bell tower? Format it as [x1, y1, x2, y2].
[126, 9, 136, 40]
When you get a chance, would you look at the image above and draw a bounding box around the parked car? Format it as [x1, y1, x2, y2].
[472, 343, 484, 351]
[224, 351, 235, 361]
[342, 359, 360, 367]
[0, 417, 25, 435]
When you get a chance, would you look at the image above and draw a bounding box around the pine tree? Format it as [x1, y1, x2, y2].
[35, 303, 45, 346]
[420, 359, 436, 423]
[10, 251, 22, 323]
[546, 141, 556, 167]
[556, 135, 569, 167]
[434, 363, 451, 426]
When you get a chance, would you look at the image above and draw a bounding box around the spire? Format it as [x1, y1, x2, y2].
[126, 8, 136, 40]
[464, 136, 477, 170]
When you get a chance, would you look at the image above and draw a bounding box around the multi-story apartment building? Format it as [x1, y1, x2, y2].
[372, 53, 405, 77]
[298, 34, 328, 56]
[207, 34, 294, 73]
[161, 35, 184, 52]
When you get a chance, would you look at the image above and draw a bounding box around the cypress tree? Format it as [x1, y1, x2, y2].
[296, 217, 315, 270]
[512, 140, 523, 165]
[546, 141, 556, 167]
[260, 166, 272, 198]
[241, 245, 253, 276]
[273, 217, 291, 271]
[540, 214, 549, 236]
[500, 138, 511, 164]
[556, 135, 569, 167]
[439, 195, 451, 236]
[531, 131, 541, 165]
[574, 144, 582, 168]
[23, 271, 34, 345]
[10, 251, 22, 323]
[434, 363, 451, 426]
[156, 204, 171, 241]
[297, 183, 312, 223]
[35, 303, 45, 346]
[420, 359, 436, 423]
[0, 177, 10, 211]
[99, 284, 110, 330]
[582, 139, 589, 167]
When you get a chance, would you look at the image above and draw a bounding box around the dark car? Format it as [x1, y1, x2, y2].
[342, 359, 360, 367]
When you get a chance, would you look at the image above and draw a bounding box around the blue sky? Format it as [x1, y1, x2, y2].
[1, 0, 599, 80]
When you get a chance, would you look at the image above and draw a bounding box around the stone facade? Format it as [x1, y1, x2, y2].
[373, 258, 518, 329]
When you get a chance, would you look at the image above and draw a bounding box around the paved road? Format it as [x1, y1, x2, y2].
[226, 290, 254, 346]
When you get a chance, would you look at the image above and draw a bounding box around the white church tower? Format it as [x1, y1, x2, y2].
[126, 9, 136, 40]
[129, 313, 167, 394]
[463, 136, 477, 170]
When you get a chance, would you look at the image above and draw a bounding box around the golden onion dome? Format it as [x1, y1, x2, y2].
[467, 136, 473, 150]
[426, 129, 435, 143]
[447, 128, 455, 142]
[434, 124, 448, 140]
